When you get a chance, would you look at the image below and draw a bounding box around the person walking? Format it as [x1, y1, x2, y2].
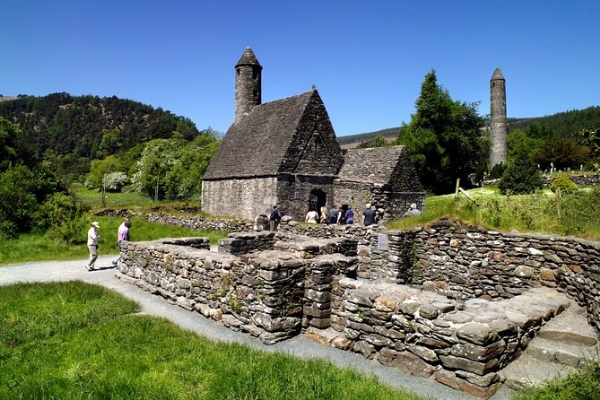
[112, 217, 131, 266]
[305, 209, 319, 223]
[405, 203, 422, 217]
[320, 205, 329, 224]
[362, 204, 376, 227]
[86, 221, 100, 271]
[269, 205, 282, 231]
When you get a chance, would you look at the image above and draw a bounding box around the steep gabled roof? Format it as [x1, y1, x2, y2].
[203, 90, 318, 180]
[338, 146, 410, 184]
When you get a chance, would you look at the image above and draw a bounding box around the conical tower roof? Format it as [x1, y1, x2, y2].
[236, 47, 262, 68]
[491, 67, 504, 81]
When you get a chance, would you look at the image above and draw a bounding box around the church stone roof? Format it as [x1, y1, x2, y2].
[338, 146, 410, 184]
[203, 90, 319, 180]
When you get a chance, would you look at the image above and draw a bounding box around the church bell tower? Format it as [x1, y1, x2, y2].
[235, 47, 262, 124]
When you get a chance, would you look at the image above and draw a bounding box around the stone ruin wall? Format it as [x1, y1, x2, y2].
[363, 219, 600, 331]
[201, 177, 278, 220]
[115, 222, 600, 398]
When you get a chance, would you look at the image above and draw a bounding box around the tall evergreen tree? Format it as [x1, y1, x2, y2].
[398, 70, 488, 194]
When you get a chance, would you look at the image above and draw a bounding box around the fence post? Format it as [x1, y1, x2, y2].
[556, 188, 562, 222]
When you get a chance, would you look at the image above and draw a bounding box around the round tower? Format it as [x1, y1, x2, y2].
[235, 47, 262, 123]
[490, 68, 507, 167]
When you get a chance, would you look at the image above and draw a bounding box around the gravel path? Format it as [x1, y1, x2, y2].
[0, 256, 515, 400]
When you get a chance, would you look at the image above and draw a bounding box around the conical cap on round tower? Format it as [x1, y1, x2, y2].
[236, 47, 262, 70]
[491, 67, 505, 81]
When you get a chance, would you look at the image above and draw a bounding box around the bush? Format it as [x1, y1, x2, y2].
[499, 151, 543, 195]
[549, 174, 579, 194]
[104, 171, 129, 192]
[37, 192, 90, 245]
[489, 162, 506, 179]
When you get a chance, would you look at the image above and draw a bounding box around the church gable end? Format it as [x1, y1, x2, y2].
[281, 91, 344, 176]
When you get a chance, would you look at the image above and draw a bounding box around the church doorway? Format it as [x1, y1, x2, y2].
[308, 189, 326, 212]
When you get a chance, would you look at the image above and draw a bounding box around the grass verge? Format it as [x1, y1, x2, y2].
[0, 281, 424, 400]
[0, 216, 227, 266]
[388, 187, 600, 241]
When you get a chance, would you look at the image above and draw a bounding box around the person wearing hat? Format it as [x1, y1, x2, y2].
[86, 221, 101, 271]
[405, 203, 422, 216]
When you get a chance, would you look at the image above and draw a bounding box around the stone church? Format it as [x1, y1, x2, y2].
[201, 47, 424, 221]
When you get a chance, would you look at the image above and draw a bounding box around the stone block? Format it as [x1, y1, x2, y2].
[439, 354, 499, 375]
[435, 370, 502, 399]
[450, 340, 506, 362]
[457, 323, 499, 345]
[376, 348, 436, 378]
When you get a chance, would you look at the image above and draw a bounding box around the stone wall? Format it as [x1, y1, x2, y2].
[117, 232, 358, 344]
[276, 173, 337, 221]
[201, 177, 278, 220]
[360, 218, 600, 331]
[330, 280, 569, 398]
[116, 219, 600, 398]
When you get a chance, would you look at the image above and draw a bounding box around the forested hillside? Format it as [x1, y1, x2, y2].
[0, 92, 200, 159]
[507, 106, 600, 138]
[339, 107, 600, 148]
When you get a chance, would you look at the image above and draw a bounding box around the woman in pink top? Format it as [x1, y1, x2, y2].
[112, 218, 131, 266]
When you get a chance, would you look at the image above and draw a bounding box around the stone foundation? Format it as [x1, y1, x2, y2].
[116, 222, 600, 398]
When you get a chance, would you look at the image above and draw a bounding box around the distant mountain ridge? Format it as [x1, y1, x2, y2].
[337, 106, 600, 148]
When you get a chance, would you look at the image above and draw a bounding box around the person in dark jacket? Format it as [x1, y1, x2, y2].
[269, 205, 281, 231]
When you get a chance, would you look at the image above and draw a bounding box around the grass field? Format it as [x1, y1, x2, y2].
[0, 281, 424, 400]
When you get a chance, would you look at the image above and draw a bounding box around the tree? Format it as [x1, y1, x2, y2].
[85, 155, 123, 189]
[98, 128, 122, 158]
[0, 117, 33, 170]
[578, 127, 600, 166]
[531, 137, 590, 171]
[357, 134, 388, 149]
[498, 148, 543, 195]
[398, 70, 488, 194]
[131, 138, 185, 199]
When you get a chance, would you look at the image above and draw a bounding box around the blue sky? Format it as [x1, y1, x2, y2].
[2, 1, 598, 136]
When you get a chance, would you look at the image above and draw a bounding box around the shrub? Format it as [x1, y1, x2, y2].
[104, 171, 129, 192]
[489, 162, 506, 179]
[549, 174, 579, 194]
[499, 151, 543, 195]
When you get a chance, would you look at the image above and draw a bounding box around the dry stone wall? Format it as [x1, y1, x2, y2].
[361, 219, 600, 331]
[115, 218, 600, 398]
[117, 232, 357, 344]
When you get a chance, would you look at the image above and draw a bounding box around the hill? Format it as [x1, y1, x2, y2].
[337, 107, 600, 148]
[0, 92, 200, 160]
[337, 127, 399, 149]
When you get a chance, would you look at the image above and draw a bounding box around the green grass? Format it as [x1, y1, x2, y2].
[73, 185, 206, 213]
[0, 281, 424, 400]
[0, 216, 227, 266]
[512, 362, 600, 400]
[388, 187, 600, 241]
